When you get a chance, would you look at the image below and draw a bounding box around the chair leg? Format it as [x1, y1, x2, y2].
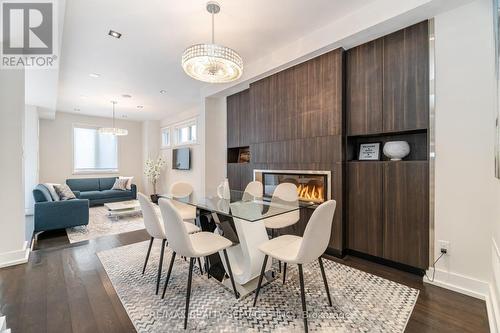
[205, 256, 211, 279]
[283, 262, 287, 284]
[222, 249, 239, 299]
[197, 258, 204, 275]
[271, 229, 282, 273]
[142, 237, 154, 274]
[298, 264, 308, 333]
[156, 239, 166, 295]
[253, 254, 268, 307]
[161, 251, 176, 299]
[184, 258, 195, 330]
[318, 257, 332, 307]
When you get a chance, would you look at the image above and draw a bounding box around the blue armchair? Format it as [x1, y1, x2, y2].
[33, 184, 89, 232]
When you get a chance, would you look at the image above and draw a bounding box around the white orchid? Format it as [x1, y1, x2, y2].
[144, 156, 166, 194]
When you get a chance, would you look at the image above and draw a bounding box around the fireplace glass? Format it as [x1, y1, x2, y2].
[262, 172, 328, 203]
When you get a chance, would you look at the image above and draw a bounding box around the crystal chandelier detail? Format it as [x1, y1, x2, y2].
[181, 2, 243, 83]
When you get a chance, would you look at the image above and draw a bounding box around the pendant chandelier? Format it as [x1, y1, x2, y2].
[181, 1, 243, 83]
[99, 101, 128, 136]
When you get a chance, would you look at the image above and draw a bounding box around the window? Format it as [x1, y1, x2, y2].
[73, 126, 118, 173]
[161, 127, 171, 148]
[174, 119, 197, 145]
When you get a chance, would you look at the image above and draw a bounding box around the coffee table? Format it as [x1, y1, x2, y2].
[104, 200, 142, 220]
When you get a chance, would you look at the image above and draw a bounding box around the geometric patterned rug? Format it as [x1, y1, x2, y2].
[97, 241, 419, 332]
[66, 205, 146, 243]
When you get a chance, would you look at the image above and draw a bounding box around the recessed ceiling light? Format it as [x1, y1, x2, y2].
[160, 90, 167, 94]
[74, 108, 80, 112]
[108, 30, 122, 39]
[89, 73, 100, 78]
[122, 94, 132, 98]
[137, 105, 144, 109]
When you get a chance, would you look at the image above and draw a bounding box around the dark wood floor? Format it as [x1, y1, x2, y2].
[0, 229, 489, 333]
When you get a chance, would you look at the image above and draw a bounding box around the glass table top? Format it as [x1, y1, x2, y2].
[160, 190, 315, 222]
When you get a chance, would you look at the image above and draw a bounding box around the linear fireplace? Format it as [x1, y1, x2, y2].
[253, 170, 331, 204]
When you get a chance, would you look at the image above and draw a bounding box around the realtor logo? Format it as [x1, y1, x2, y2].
[1, 1, 57, 68]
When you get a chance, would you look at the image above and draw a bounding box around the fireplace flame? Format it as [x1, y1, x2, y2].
[297, 183, 324, 203]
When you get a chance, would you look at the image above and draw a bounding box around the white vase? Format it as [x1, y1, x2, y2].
[217, 179, 231, 200]
[383, 141, 410, 161]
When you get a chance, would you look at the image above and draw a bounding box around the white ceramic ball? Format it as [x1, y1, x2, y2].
[383, 141, 410, 161]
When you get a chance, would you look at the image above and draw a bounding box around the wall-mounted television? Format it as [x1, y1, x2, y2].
[173, 148, 190, 170]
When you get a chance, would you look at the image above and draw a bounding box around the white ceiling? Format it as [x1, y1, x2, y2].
[56, 0, 379, 120]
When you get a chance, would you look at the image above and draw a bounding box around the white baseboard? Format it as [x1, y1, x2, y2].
[424, 268, 489, 300]
[487, 238, 500, 333]
[0, 241, 30, 268]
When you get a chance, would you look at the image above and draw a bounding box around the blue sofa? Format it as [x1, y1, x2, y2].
[66, 177, 137, 206]
[33, 185, 89, 232]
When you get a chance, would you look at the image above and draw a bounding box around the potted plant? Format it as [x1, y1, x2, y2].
[144, 156, 166, 203]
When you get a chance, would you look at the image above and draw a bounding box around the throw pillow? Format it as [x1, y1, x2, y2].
[54, 184, 76, 200]
[43, 183, 60, 201]
[119, 176, 134, 190]
[112, 178, 129, 191]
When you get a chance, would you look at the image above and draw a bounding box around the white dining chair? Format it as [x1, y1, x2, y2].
[253, 200, 337, 333]
[138, 193, 201, 295]
[158, 198, 239, 330]
[242, 181, 263, 200]
[170, 181, 197, 222]
[262, 182, 300, 272]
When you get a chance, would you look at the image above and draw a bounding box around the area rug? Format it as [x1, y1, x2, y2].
[66, 205, 147, 243]
[97, 241, 419, 332]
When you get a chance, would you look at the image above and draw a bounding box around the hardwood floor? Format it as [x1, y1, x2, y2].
[0, 229, 489, 333]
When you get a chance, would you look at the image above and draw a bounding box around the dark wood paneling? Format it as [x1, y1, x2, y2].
[347, 162, 383, 256]
[226, 94, 240, 148]
[240, 163, 254, 191]
[238, 89, 251, 146]
[347, 38, 383, 135]
[383, 161, 429, 269]
[383, 21, 429, 132]
[227, 163, 241, 191]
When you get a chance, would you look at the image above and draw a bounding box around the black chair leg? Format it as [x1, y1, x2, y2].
[222, 249, 239, 299]
[162, 251, 176, 299]
[197, 258, 203, 275]
[283, 262, 287, 284]
[205, 256, 211, 279]
[298, 264, 308, 333]
[318, 257, 332, 307]
[253, 255, 268, 307]
[184, 258, 195, 330]
[156, 239, 166, 295]
[142, 237, 154, 274]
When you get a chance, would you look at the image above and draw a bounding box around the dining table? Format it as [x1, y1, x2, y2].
[160, 190, 315, 297]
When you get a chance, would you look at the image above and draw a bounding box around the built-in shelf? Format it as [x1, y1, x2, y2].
[227, 146, 250, 164]
[347, 130, 428, 162]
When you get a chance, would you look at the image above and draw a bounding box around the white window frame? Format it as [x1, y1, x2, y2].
[72, 124, 119, 174]
[161, 126, 171, 149]
[172, 118, 198, 147]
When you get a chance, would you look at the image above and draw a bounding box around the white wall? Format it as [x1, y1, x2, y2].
[142, 120, 161, 194]
[24, 105, 39, 242]
[204, 97, 227, 195]
[157, 106, 205, 198]
[431, 0, 500, 306]
[39, 112, 144, 191]
[0, 67, 29, 267]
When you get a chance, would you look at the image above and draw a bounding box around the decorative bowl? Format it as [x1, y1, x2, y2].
[383, 141, 410, 161]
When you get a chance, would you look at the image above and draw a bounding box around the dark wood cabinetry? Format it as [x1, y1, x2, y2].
[347, 161, 429, 269]
[347, 21, 429, 135]
[347, 162, 383, 256]
[227, 90, 251, 148]
[383, 21, 429, 132]
[383, 162, 429, 269]
[347, 39, 383, 136]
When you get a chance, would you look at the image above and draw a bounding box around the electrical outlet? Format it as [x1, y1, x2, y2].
[439, 240, 450, 254]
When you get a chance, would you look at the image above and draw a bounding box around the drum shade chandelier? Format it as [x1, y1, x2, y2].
[181, 1, 243, 83]
[99, 101, 128, 136]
